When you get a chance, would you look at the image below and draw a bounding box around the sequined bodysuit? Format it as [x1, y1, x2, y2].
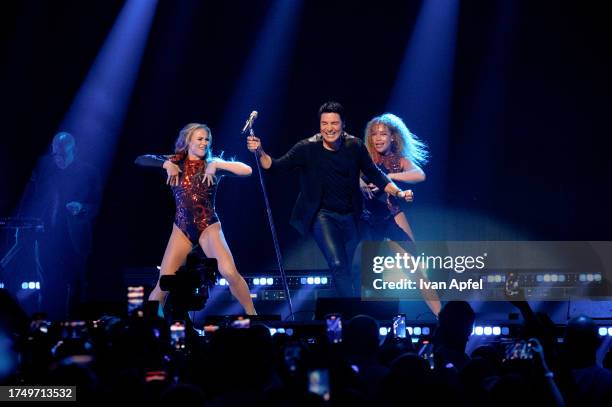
[361, 152, 404, 225]
[134, 154, 219, 244]
[172, 158, 219, 244]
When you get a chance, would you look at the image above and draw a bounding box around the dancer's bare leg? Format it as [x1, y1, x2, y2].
[199, 223, 256, 315]
[148, 224, 193, 313]
[393, 214, 442, 316]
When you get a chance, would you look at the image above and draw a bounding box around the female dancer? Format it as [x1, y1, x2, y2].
[136, 123, 256, 315]
[361, 113, 441, 315]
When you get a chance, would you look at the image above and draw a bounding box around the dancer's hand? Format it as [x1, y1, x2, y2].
[247, 134, 262, 153]
[396, 189, 414, 202]
[204, 161, 217, 186]
[360, 178, 374, 199]
[163, 160, 182, 186]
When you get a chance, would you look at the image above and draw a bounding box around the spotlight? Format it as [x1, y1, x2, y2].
[474, 326, 484, 336]
[599, 327, 608, 336]
[484, 326, 492, 336]
[379, 327, 388, 336]
[493, 326, 501, 336]
[321, 277, 328, 285]
[266, 278, 274, 285]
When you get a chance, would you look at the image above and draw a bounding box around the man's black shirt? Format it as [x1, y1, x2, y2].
[267, 133, 390, 235]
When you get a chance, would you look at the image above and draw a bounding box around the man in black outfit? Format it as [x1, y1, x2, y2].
[247, 102, 413, 296]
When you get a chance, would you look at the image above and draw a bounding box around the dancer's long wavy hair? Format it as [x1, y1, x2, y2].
[364, 113, 428, 166]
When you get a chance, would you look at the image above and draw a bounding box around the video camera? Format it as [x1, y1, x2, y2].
[159, 251, 219, 319]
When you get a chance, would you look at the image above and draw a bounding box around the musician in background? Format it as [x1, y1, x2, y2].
[33, 132, 101, 318]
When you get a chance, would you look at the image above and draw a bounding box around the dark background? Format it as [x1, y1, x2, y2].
[1, 0, 611, 302]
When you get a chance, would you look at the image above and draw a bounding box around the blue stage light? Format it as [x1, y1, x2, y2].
[379, 327, 388, 336]
[474, 326, 484, 336]
[314, 277, 321, 285]
[267, 278, 274, 285]
[307, 277, 314, 285]
[253, 278, 260, 286]
[422, 327, 430, 335]
[501, 327, 510, 335]
[599, 327, 608, 336]
[413, 327, 422, 336]
[321, 277, 328, 285]
[484, 326, 492, 336]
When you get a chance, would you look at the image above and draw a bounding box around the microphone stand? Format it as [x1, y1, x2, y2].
[247, 128, 294, 320]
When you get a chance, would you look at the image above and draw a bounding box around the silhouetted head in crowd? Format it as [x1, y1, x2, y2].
[436, 301, 475, 350]
[563, 314, 600, 368]
[343, 315, 380, 358]
[379, 353, 432, 404]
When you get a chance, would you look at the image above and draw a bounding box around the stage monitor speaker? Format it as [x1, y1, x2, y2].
[314, 297, 399, 320]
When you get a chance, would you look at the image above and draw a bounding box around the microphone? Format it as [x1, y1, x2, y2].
[241, 110, 258, 134]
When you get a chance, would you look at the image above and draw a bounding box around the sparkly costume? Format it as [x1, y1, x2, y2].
[361, 152, 404, 225]
[135, 154, 219, 244]
[360, 152, 416, 245]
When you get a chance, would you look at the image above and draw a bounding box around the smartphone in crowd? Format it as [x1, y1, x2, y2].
[505, 340, 534, 361]
[231, 316, 251, 329]
[325, 314, 342, 344]
[170, 320, 186, 350]
[127, 285, 145, 318]
[283, 343, 302, 373]
[308, 368, 330, 401]
[392, 314, 407, 338]
[60, 321, 88, 340]
[418, 341, 435, 370]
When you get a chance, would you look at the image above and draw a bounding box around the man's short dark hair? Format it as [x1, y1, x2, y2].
[318, 101, 345, 122]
